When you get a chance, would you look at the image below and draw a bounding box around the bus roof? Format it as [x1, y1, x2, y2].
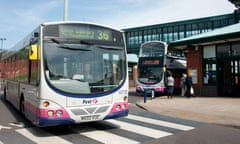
[1, 21, 124, 60]
[41, 21, 123, 32]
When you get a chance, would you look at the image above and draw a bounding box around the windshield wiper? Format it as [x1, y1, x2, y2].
[51, 38, 61, 44]
[58, 45, 91, 51]
[96, 45, 123, 50]
[49, 38, 91, 51]
[80, 40, 93, 45]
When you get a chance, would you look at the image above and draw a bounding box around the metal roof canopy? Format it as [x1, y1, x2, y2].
[170, 22, 240, 49]
[123, 13, 236, 32]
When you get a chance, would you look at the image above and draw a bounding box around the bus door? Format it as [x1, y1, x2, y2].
[218, 58, 240, 96]
[218, 59, 231, 96]
[230, 58, 240, 96]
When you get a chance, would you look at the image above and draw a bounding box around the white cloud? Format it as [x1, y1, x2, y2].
[0, 0, 236, 49]
[0, 0, 63, 49]
[100, 0, 235, 28]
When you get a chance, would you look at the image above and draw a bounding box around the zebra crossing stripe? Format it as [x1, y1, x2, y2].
[80, 130, 139, 144]
[16, 128, 72, 144]
[0, 125, 11, 130]
[70, 124, 141, 144]
[12, 114, 197, 144]
[127, 114, 195, 131]
[107, 119, 172, 138]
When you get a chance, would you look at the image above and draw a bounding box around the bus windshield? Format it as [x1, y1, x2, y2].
[138, 64, 162, 84]
[43, 39, 126, 94]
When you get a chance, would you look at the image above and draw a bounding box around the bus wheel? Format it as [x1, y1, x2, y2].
[3, 88, 6, 101]
[20, 98, 25, 115]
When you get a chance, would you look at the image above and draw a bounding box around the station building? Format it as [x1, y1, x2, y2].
[124, 10, 240, 96]
[170, 21, 240, 96]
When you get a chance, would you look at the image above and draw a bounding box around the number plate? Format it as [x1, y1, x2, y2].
[81, 115, 100, 121]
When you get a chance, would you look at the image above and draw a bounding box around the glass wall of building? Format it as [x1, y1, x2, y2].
[203, 45, 217, 85]
[124, 12, 240, 55]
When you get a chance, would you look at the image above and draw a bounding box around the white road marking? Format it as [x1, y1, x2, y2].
[16, 128, 72, 144]
[0, 125, 11, 130]
[127, 114, 195, 131]
[9, 122, 25, 128]
[107, 119, 172, 138]
[81, 130, 139, 144]
[11, 114, 196, 144]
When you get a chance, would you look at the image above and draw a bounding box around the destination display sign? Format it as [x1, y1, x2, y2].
[59, 25, 112, 41]
[139, 57, 163, 66]
[142, 59, 160, 65]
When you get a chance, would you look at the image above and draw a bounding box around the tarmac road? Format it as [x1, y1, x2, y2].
[129, 88, 240, 144]
[141, 124, 240, 144]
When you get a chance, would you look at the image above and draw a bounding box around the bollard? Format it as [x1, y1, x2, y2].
[151, 89, 155, 100]
[144, 89, 147, 103]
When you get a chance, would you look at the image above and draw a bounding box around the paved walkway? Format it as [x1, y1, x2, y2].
[134, 93, 240, 127]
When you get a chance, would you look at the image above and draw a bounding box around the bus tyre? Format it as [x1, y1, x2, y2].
[3, 88, 6, 101]
[20, 98, 25, 115]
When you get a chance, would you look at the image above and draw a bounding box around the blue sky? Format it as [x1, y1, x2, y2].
[0, 0, 236, 49]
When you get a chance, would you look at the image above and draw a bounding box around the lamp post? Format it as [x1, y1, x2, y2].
[0, 38, 6, 52]
[64, 0, 68, 21]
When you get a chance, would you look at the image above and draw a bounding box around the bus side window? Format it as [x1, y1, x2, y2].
[29, 44, 40, 85]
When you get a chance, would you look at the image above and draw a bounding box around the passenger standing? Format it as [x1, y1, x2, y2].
[185, 73, 193, 98]
[174, 74, 180, 95]
[180, 73, 187, 96]
[167, 73, 175, 99]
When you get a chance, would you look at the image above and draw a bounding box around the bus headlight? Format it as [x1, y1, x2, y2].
[47, 110, 54, 117]
[56, 110, 63, 117]
[116, 105, 121, 111]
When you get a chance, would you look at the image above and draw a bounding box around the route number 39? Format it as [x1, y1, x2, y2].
[98, 31, 110, 41]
